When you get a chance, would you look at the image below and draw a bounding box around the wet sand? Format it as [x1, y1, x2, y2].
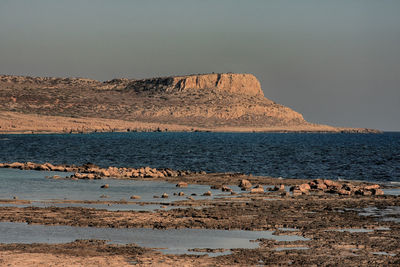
[0, 166, 399, 266]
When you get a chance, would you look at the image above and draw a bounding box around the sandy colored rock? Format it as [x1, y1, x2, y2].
[239, 179, 252, 189]
[221, 185, 232, 192]
[292, 189, 303, 196]
[202, 191, 212, 196]
[176, 182, 188, 188]
[324, 179, 342, 188]
[100, 184, 109, 189]
[250, 187, 264, 193]
[129, 195, 141, 200]
[365, 184, 380, 190]
[372, 189, 384, 195]
[338, 189, 351, 196]
[299, 183, 311, 193]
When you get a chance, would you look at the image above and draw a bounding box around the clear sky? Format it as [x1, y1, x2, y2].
[1, 0, 399, 131]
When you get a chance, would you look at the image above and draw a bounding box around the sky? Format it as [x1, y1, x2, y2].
[0, 0, 399, 131]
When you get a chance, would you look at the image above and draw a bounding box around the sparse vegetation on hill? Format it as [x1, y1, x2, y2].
[0, 73, 378, 133]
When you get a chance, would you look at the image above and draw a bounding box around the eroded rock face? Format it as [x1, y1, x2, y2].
[125, 73, 264, 97]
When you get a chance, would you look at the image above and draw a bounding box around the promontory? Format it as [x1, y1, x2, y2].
[0, 73, 377, 133]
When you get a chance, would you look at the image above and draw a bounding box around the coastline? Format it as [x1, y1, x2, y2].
[0, 111, 381, 134]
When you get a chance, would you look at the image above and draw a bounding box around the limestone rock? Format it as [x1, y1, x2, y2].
[221, 185, 232, 192]
[365, 184, 380, 190]
[299, 183, 311, 193]
[250, 187, 264, 193]
[372, 189, 384, 196]
[239, 179, 252, 189]
[176, 182, 188, 188]
[202, 191, 212, 196]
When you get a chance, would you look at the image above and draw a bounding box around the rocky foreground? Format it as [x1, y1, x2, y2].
[0, 73, 379, 133]
[1, 162, 399, 266]
[0, 161, 387, 197]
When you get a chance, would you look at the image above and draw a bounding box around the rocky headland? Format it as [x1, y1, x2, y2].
[0, 73, 378, 133]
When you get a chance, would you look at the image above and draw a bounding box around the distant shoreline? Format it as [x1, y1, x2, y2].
[0, 111, 381, 135]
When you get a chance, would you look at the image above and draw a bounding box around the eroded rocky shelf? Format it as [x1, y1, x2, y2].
[0, 163, 399, 266]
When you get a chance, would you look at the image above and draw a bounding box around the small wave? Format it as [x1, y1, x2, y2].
[0, 138, 10, 141]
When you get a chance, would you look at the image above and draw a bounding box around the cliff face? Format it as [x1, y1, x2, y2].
[125, 73, 264, 97]
[0, 73, 321, 131]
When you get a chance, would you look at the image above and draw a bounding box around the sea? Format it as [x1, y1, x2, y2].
[0, 132, 399, 183]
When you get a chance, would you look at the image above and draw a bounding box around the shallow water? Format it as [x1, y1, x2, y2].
[0, 132, 399, 182]
[372, 252, 396, 256]
[333, 228, 374, 233]
[382, 188, 400, 196]
[352, 206, 400, 223]
[0, 168, 237, 203]
[0, 222, 309, 255]
[274, 246, 309, 251]
[0, 202, 188, 211]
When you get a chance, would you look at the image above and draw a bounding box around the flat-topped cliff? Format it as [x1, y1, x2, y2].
[126, 73, 264, 97]
[0, 73, 378, 133]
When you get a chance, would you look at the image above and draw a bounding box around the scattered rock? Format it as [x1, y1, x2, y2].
[161, 193, 169, 198]
[299, 183, 311, 193]
[100, 184, 109, 189]
[365, 184, 380, 190]
[324, 179, 341, 189]
[239, 179, 252, 189]
[178, 192, 185, 196]
[362, 190, 373, 196]
[130, 195, 141, 199]
[292, 189, 303, 196]
[338, 189, 351, 196]
[372, 189, 384, 196]
[250, 186, 264, 193]
[202, 191, 212, 196]
[176, 182, 188, 188]
[210, 185, 221, 190]
[221, 185, 232, 192]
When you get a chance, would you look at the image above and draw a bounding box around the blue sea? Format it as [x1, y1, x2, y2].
[0, 132, 399, 182]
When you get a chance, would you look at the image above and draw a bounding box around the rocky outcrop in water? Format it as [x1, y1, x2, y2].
[288, 179, 384, 196]
[0, 162, 195, 179]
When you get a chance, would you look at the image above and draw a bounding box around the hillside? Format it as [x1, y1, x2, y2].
[0, 73, 377, 133]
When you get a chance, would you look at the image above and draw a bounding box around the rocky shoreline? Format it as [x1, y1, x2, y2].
[0, 162, 399, 266]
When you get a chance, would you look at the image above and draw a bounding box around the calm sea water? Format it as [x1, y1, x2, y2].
[0, 132, 399, 182]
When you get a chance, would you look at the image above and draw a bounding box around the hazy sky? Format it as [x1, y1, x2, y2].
[1, 0, 399, 131]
